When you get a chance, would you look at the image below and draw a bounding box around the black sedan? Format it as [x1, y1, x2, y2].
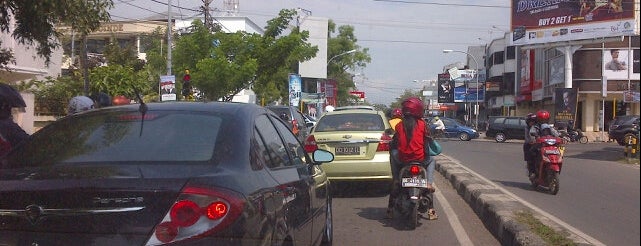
[0, 102, 334, 245]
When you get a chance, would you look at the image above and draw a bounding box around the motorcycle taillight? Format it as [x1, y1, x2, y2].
[410, 165, 421, 175]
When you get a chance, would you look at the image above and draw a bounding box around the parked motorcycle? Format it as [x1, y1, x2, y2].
[391, 161, 433, 229]
[559, 128, 588, 144]
[530, 135, 565, 195]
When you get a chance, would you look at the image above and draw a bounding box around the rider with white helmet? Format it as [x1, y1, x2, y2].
[68, 96, 95, 115]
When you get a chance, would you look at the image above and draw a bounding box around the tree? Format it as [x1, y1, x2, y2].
[0, 0, 113, 68]
[327, 20, 371, 106]
[172, 10, 318, 103]
[250, 9, 318, 104]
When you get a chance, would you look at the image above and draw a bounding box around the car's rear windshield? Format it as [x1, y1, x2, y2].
[314, 113, 385, 132]
[3, 110, 227, 167]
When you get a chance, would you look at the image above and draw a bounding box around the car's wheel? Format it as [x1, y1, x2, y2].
[495, 133, 506, 142]
[320, 200, 333, 245]
[459, 132, 470, 141]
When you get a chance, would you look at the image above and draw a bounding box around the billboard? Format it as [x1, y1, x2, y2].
[452, 69, 485, 103]
[554, 88, 578, 123]
[510, 0, 637, 46]
[603, 48, 640, 80]
[160, 75, 176, 101]
[437, 73, 453, 103]
[288, 74, 302, 107]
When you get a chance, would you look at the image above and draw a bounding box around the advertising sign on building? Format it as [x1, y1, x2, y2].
[603, 49, 640, 80]
[437, 73, 453, 103]
[452, 69, 485, 103]
[160, 75, 176, 101]
[289, 74, 302, 107]
[554, 88, 578, 123]
[510, 0, 636, 46]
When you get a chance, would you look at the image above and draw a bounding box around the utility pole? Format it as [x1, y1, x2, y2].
[202, 0, 213, 31]
[166, 0, 172, 76]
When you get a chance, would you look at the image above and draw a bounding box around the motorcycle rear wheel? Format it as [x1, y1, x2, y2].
[578, 136, 588, 144]
[548, 172, 560, 195]
[408, 202, 419, 230]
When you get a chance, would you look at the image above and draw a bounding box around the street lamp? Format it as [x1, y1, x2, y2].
[327, 49, 357, 65]
[443, 49, 480, 130]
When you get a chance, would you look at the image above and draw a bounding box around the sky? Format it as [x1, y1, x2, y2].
[110, 0, 512, 105]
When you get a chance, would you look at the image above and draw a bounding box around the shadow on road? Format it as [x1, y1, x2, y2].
[354, 206, 429, 231]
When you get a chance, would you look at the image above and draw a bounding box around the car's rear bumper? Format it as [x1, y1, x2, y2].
[320, 153, 392, 182]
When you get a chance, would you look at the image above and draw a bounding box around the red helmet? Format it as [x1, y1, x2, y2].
[401, 97, 424, 118]
[391, 108, 402, 118]
[536, 110, 550, 123]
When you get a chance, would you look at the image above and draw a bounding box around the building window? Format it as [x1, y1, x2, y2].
[506, 46, 515, 60]
[493, 51, 504, 65]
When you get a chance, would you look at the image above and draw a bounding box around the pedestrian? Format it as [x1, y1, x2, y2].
[0, 83, 30, 156]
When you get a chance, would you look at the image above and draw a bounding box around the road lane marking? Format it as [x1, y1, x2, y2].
[434, 183, 474, 246]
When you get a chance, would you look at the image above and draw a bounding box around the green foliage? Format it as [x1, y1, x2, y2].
[89, 65, 150, 99]
[18, 73, 85, 115]
[0, 0, 113, 67]
[326, 20, 371, 106]
[103, 41, 145, 71]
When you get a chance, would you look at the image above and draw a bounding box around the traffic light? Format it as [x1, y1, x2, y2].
[182, 69, 192, 98]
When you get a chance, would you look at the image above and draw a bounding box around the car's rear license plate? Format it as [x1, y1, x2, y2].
[401, 178, 428, 187]
[335, 146, 360, 155]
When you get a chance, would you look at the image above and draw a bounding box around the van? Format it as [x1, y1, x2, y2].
[485, 116, 527, 142]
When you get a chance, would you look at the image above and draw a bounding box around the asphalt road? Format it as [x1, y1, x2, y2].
[330, 170, 500, 246]
[438, 137, 640, 246]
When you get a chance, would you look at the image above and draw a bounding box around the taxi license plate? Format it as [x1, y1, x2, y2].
[335, 146, 360, 155]
[401, 178, 427, 188]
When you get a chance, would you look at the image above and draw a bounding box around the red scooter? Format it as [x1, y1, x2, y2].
[530, 135, 565, 195]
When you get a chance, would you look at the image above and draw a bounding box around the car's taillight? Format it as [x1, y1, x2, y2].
[304, 134, 318, 153]
[146, 186, 245, 245]
[376, 133, 392, 151]
[410, 165, 421, 175]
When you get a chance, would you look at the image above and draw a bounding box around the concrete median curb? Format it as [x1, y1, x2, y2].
[434, 154, 594, 246]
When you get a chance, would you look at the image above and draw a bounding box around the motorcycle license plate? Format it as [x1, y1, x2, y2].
[544, 149, 561, 155]
[401, 178, 427, 188]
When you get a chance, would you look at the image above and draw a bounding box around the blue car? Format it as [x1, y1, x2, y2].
[426, 117, 479, 141]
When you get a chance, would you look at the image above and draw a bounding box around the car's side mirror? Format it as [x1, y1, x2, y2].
[312, 149, 334, 164]
[306, 122, 315, 128]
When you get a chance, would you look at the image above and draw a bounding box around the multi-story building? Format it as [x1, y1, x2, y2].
[477, 33, 639, 139]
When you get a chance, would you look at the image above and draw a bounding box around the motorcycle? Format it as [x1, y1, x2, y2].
[559, 128, 588, 144]
[530, 135, 565, 195]
[390, 161, 433, 229]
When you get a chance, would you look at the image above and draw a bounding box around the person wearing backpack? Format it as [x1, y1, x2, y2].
[0, 83, 30, 157]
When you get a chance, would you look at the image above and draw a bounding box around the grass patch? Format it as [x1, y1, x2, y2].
[514, 211, 576, 246]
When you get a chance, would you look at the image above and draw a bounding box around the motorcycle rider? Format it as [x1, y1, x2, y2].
[387, 97, 437, 220]
[528, 110, 559, 179]
[432, 116, 445, 137]
[389, 108, 402, 130]
[67, 96, 95, 115]
[0, 83, 30, 157]
[524, 113, 538, 179]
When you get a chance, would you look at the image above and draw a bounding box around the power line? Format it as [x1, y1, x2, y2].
[116, 0, 165, 15]
[372, 0, 510, 8]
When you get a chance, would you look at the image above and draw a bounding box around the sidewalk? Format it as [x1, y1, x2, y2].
[434, 154, 595, 246]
